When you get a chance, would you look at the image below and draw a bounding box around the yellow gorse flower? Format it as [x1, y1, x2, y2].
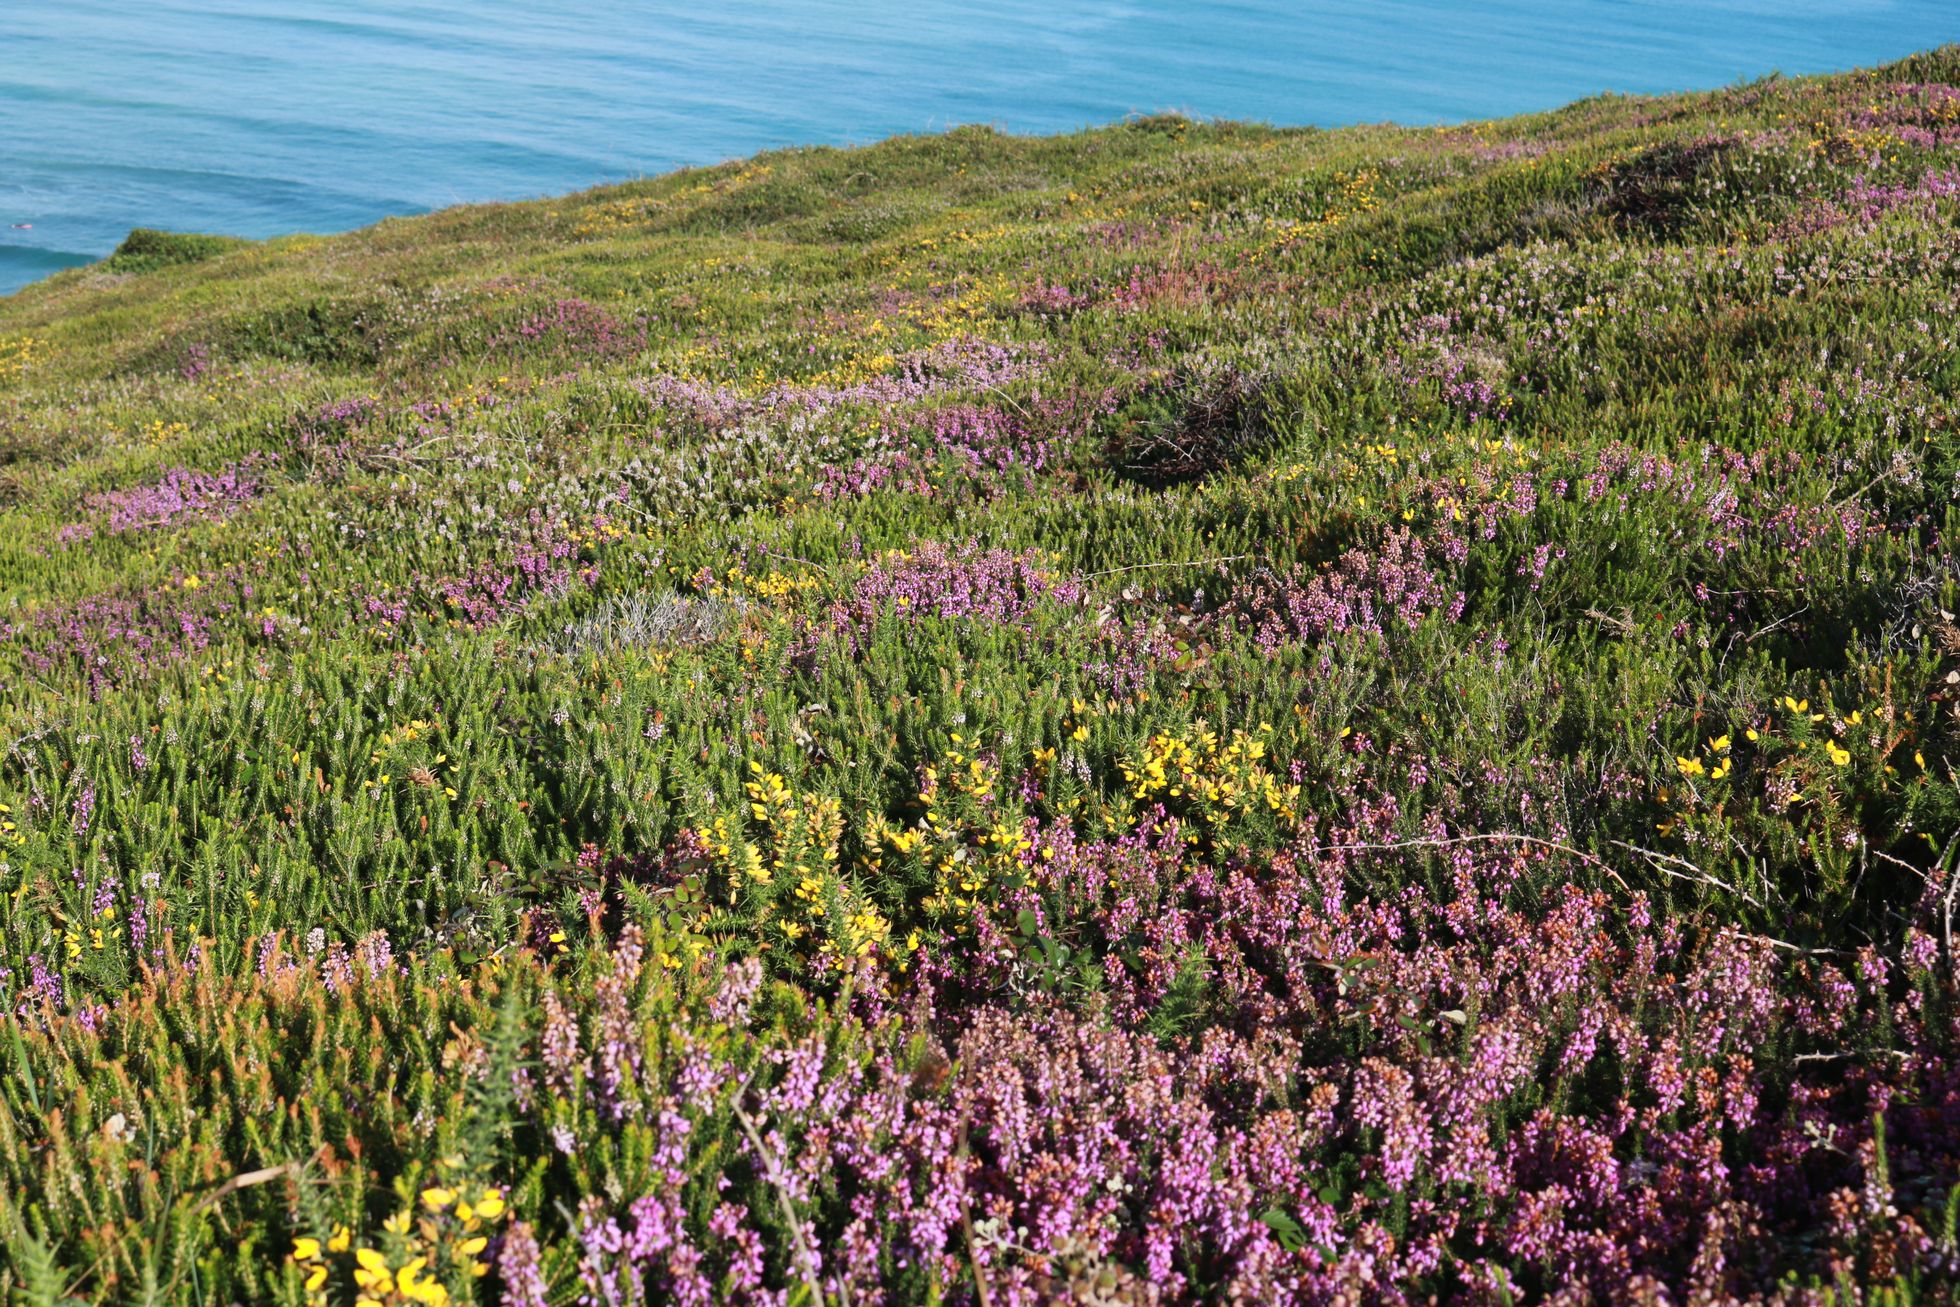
[352, 1247, 395, 1296]
[1119, 722, 1296, 825]
[310, 1179, 506, 1305]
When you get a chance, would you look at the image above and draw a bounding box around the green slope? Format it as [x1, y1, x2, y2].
[0, 48, 1958, 1306]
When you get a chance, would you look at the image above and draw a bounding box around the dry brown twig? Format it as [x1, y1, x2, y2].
[194, 1162, 301, 1213]
[1608, 839, 1759, 906]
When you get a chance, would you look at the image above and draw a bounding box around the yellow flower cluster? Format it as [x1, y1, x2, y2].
[699, 564, 822, 602]
[373, 718, 437, 755]
[881, 737, 1033, 924]
[746, 764, 842, 870]
[1673, 682, 1925, 803]
[1776, 696, 1856, 767]
[293, 1183, 505, 1307]
[562, 512, 636, 548]
[799, 346, 899, 390]
[890, 224, 1012, 259]
[0, 335, 44, 383]
[1268, 429, 1542, 525]
[1676, 734, 1733, 780]
[906, 272, 1014, 337]
[696, 162, 775, 195]
[1809, 122, 1902, 164]
[566, 196, 665, 237]
[739, 764, 890, 959]
[366, 720, 459, 798]
[568, 163, 773, 235]
[1121, 722, 1300, 827]
[1058, 184, 1131, 223]
[1245, 169, 1381, 265]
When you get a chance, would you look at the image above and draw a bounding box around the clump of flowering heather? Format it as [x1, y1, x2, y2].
[284, 394, 388, 474]
[71, 457, 270, 535]
[1842, 82, 1960, 148]
[356, 514, 597, 635]
[176, 341, 212, 380]
[1393, 314, 1514, 421]
[441, 783, 1954, 1303]
[1222, 527, 1464, 650]
[1012, 257, 1246, 321]
[474, 864, 1960, 1304]
[816, 390, 1105, 502]
[637, 337, 1050, 431]
[434, 539, 590, 630]
[1, 567, 257, 693]
[921, 403, 1052, 484]
[909, 337, 1050, 391]
[504, 296, 646, 359]
[827, 542, 1085, 640]
[1014, 277, 1096, 318]
[1773, 166, 1960, 240]
[304, 394, 384, 432]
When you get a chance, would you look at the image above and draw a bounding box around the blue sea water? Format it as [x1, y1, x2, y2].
[2, 1, 1955, 294]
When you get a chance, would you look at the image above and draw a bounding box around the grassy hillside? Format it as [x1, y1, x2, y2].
[2, 46, 1959, 1305]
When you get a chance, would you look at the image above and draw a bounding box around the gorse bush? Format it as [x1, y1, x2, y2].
[102, 227, 249, 275]
[0, 47, 1958, 1307]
